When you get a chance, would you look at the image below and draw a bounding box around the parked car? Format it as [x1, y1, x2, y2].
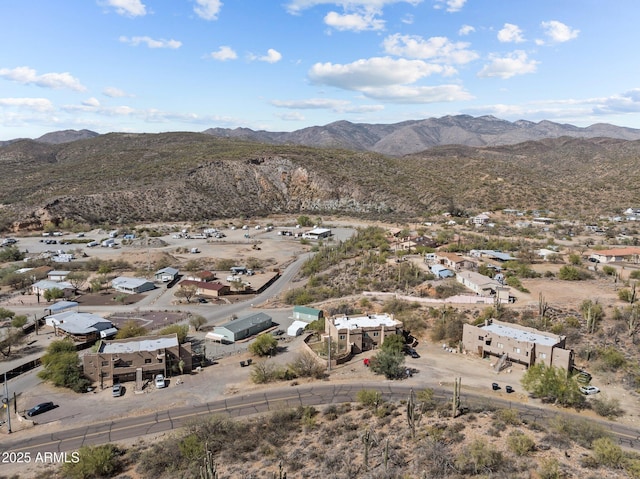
[272, 329, 284, 336]
[26, 401, 56, 417]
[155, 374, 165, 389]
[197, 298, 208, 303]
[112, 383, 123, 397]
[579, 385, 600, 395]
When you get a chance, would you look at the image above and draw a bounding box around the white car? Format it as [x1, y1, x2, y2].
[155, 374, 165, 389]
[579, 385, 600, 395]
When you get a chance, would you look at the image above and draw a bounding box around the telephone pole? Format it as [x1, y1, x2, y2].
[3, 372, 12, 433]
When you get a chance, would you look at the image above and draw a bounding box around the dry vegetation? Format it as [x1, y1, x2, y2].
[2, 134, 640, 232]
[28, 392, 640, 479]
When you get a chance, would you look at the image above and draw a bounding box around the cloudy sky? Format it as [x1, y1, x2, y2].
[2, 0, 640, 140]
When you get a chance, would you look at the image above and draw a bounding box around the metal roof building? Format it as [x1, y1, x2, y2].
[112, 276, 156, 294]
[212, 312, 273, 343]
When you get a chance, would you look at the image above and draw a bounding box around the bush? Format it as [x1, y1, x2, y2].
[158, 324, 189, 343]
[590, 396, 624, 419]
[602, 265, 617, 276]
[62, 444, 123, 479]
[592, 437, 625, 468]
[356, 389, 382, 408]
[506, 431, 536, 456]
[288, 351, 325, 379]
[249, 333, 278, 357]
[369, 350, 406, 379]
[558, 265, 592, 281]
[38, 339, 91, 393]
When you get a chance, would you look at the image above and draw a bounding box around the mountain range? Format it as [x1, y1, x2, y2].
[1, 115, 640, 231]
[5, 115, 640, 156]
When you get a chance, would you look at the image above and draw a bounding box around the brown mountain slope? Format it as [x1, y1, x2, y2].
[0, 133, 639, 230]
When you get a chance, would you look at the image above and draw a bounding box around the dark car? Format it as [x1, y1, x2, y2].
[408, 349, 420, 358]
[26, 401, 55, 417]
[272, 329, 285, 336]
[197, 298, 208, 303]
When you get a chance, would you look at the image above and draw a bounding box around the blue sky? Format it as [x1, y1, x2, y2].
[2, 0, 640, 140]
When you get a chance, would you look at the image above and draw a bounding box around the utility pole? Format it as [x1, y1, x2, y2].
[327, 335, 331, 372]
[3, 372, 12, 433]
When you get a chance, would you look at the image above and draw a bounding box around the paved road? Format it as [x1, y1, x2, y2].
[2, 382, 640, 456]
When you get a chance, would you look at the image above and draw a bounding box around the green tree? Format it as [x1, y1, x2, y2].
[175, 283, 198, 303]
[10, 315, 27, 329]
[369, 350, 406, 379]
[66, 271, 89, 291]
[380, 333, 405, 354]
[189, 314, 207, 332]
[558, 265, 592, 281]
[115, 320, 148, 339]
[297, 215, 313, 227]
[62, 444, 123, 479]
[521, 363, 585, 408]
[249, 333, 278, 357]
[158, 324, 189, 343]
[44, 287, 64, 302]
[38, 339, 90, 392]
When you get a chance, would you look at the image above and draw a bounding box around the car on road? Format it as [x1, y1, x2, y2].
[272, 329, 284, 336]
[579, 385, 600, 395]
[155, 374, 165, 389]
[197, 297, 208, 303]
[112, 384, 123, 397]
[26, 401, 56, 417]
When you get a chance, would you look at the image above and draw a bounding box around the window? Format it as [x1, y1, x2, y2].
[539, 352, 547, 359]
[478, 336, 484, 341]
[513, 347, 521, 354]
[101, 361, 109, 367]
[497, 342, 504, 349]
[373, 331, 379, 337]
[145, 358, 152, 364]
[339, 335, 346, 340]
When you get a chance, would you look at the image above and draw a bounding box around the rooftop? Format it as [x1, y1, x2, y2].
[332, 313, 400, 330]
[481, 321, 560, 347]
[100, 334, 179, 354]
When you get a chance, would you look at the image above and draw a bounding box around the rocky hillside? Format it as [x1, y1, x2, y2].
[1, 132, 640, 231]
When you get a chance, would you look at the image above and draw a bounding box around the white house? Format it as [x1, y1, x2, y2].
[48, 270, 71, 281]
[155, 267, 179, 282]
[112, 277, 156, 294]
[302, 228, 332, 240]
[32, 280, 74, 297]
[456, 271, 510, 301]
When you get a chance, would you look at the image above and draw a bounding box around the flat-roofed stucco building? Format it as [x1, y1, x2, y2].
[326, 313, 403, 354]
[462, 319, 574, 370]
[82, 333, 192, 386]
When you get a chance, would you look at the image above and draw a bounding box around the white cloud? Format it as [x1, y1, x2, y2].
[539, 20, 579, 44]
[477, 50, 539, 79]
[271, 97, 383, 113]
[359, 84, 473, 103]
[324, 10, 385, 31]
[209, 46, 237, 61]
[309, 57, 445, 90]
[102, 0, 147, 17]
[593, 89, 640, 114]
[285, 0, 423, 15]
[103, 87, 131, 98]
[0, 97, 53, 111]
[0, 66, 86, 91]
[82, 97, 101, 107]
[259, 49, 283, 63]
[497, 23, 525, 43]
[277, 111, 306, 121]
[194, 0, 223, 20]
[382, 33, 478, 64]
[434, 0, 466, 13]
[119, 36, 182, 49]
[458, 24, 475, 36]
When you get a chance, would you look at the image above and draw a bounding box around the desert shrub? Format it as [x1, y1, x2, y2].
[63, 444, 124, 479]
[369, 350, 406, 379]
[157, 324, 189, 343]
[537, 457, 563, 479]
[288, 351, 325, 379]
[494, 408, 521, 426]
[455, 438, 504, 475]
[250, 361, 290, 384]
[558, 265, 592, 280]
[590, 395, 624, 419]
[591, 437, 626, 469]
[506, 431, 536, 456]
[249, 333, 278, 357]
[356, 389, 383, 408]
[550, 416, 609, 448]
[601, 265, 617, 276]
[630, 270, 640, 280]
[596, 346, 627, 371]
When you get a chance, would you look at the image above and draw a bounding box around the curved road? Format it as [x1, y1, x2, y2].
[2, 382, 640, 456]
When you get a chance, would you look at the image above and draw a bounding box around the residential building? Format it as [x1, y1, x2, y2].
[210, 312, 273, 343]
[456, 271, 510, 302]
[184, 270, 217, 282]
[292, 305, 323, 323]
[430, 264, 455, 279]
[31, 279, 74, 298]
[180, 280, 229, 297]
[462, 319, 574, 370]
[325, 313, 403, 354]
[155, 267, 179, 282]
[82, 333, 192, 386]
[44, 311, 117, 342]
[302, 228, 332, 240]
[112, 277, 156, 294]
[589, 247, 640, 264]
[47, 270, 71, 281]
[433, 252, 475, 271]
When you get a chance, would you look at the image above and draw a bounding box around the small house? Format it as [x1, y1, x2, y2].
[155, 267, 179, 282]
[211, 313, 273, 343]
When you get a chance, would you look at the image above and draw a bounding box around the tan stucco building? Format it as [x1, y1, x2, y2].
[325, 313, 403, 354]
[462, 319, 574, 370]
[82, 333, 192, 387]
